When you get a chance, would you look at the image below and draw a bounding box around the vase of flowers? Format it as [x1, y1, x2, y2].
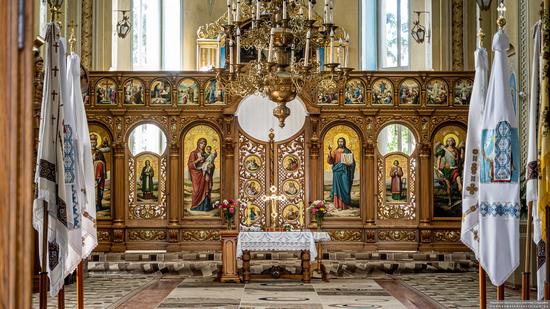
[309, 200, 331, 231]
[215, 199, 239, 230]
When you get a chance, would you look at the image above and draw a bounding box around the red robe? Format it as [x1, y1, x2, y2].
[188, 149, 211, 209]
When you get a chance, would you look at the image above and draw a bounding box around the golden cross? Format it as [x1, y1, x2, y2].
[262, 185, 286, 230]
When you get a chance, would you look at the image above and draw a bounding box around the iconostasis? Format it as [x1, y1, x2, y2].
[32, 62, 474, 252]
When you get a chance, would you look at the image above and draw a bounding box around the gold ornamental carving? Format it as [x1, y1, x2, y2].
[128, 230, 167, 241]
[182, 230, 221, 241]
[81, 0, 93, 68]
[329, 231, 362, 242]
[97, 230, 111, 242]
[451, 0, 464, 70]
[377, 230, 416, 242]
[433, 230, 461, 242]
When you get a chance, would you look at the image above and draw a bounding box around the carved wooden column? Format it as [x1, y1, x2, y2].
[308, 115, 321, 201]
[364, 143, 376, 226]
[167, 144, 180, 251]
[451, 0, 464, 71]
[223, 115, 236, 198]
[419, 143, 432, 228]
[111, 143, 126, 252]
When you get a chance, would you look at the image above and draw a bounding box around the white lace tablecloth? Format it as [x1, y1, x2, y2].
[237, 232, 325, 261]
[312, 231, 331, 242]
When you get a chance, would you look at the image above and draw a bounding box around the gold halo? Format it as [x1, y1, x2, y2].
[443, 133, 460, 146]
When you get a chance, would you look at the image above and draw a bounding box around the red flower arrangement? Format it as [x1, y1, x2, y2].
[215, 199, 239, 230]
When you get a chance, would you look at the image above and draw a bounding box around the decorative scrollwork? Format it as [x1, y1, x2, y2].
[433, 230, 461, 242]
[377, 230, 416, 242]
[97, 230, 111, 242]
[329, 230, 362, 242]
[277, 133, 306, 230]
[238, 133, 267, 229]
[128, 230, 167, 241]
[182, 230, 220, 241]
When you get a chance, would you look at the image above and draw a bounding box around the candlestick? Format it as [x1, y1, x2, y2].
[308, 0, 313, 20]
[329, 28, 334, 63]
[236, 0, 240, 22]
[304, 30, 311, 64]
[268, 28, 275, 62]
[338, 38, 343, 66]
[329, 0, 334, 24]
[252, 6, 256, 28]
[257, 46, 262, 62]
[344, 32, 349, 67]
[283, 0, 287, 20]
[236, 27, 241, 65]
[290, 43, 295, 66]
[229, 39, 234, 73]
[324, 0, 328, 23]
[227, 0, 232, 25]
[256, 0, 261, 20]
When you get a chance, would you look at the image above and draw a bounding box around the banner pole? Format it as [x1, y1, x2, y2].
[523, 201, 533, 300]
[77, 261, 84, 309]
[39, 203, 49, 309]
[480, 264, 486, 309]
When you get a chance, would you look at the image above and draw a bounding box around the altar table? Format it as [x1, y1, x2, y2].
[236, 231, 331, 283]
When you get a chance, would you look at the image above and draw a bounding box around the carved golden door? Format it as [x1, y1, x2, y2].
[238, 130, 306, 230]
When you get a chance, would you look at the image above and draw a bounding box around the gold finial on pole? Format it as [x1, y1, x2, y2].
[477, 16, 485, 48]
[497, 1, 507, 29]
[68, 20, 78, 54]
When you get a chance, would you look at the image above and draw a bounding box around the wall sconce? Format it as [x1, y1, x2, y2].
[115, 10, 132, 39]
[411, 11, 430, 44]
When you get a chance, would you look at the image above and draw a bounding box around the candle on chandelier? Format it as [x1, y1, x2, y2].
[236, 27, 241, 65]
[252, 5, 256, 28]
[257, 47, 262, 62]
[308, 0, 313, 20]
[227, 0, 232, 25]
[236, 0, 240, 22]
[229, 39, 234, 73]
[256, 0, 261, 20]
[345, 32, 349, 67]
[283, 0, 287, 20]
[290, 43, 295, 66]
[268, 28, 275, 62]
[329, 0, 334, 24]
[338, 38, 343, 66]
[324, 0, 328, 23]
[329, 28, 335, 63]
[304, 30, 311, 64]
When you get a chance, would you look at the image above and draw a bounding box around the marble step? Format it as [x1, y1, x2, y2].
[87, 251, 477, 277]
[90, 251, 475, 263]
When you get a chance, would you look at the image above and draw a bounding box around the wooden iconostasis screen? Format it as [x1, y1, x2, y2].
[32, 57, 475, 251]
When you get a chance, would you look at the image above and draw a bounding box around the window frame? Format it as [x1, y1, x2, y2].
[376, 0, 410, 71]
[130, 0, 183, 71]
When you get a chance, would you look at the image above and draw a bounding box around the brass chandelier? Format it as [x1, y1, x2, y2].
[215, 0, 352, 127]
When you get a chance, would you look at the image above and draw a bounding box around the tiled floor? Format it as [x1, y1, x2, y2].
[32, 271, 531, 308]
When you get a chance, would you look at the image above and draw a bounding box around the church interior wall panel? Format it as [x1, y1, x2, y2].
[42, 70, 476, 252]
